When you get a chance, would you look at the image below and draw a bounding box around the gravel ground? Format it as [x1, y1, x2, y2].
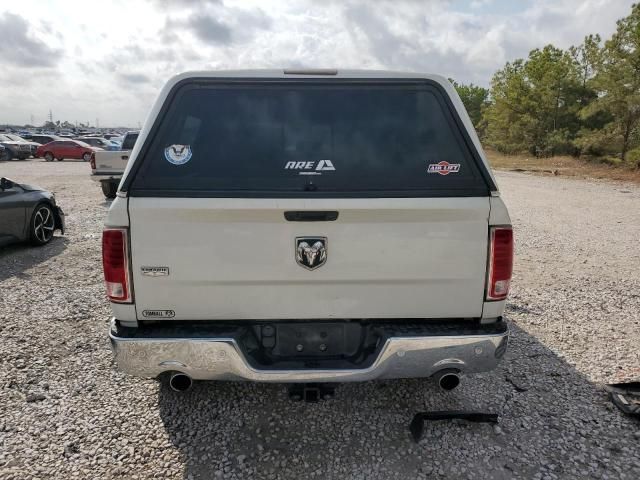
[0, 160, 639, 480]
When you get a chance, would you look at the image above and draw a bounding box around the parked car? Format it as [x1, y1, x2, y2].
[0, 177, 65, 247]
[105, 70, 513, 393]
[1, 133, 41, 157]
[74, 137, 113, 149]
[30, 134, 63, 146]
[0, 134, 31, 160]
[90, 131, 138, 198]
[36, 140, 101, 162]
[104, 140, 122, 151]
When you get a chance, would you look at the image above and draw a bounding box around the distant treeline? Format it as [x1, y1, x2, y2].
[453, 3, 640, 168]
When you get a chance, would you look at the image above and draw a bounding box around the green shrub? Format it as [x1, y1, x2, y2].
[625, 148, 640, 168]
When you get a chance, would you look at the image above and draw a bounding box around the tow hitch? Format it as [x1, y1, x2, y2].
[288, 383, 336, 402]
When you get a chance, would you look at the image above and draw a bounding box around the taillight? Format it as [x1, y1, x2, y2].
[486, 226, 513, 301]
[90, 153, 96, 170]
[102, 228, 132, 303]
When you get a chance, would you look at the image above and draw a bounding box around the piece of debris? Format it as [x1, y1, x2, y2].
[604, 382, 640, 417]
[410, 411, 499, 442]
[25, 393, 46, 403]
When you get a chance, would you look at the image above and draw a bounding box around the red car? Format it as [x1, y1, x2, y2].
[36, 140, 101, 162]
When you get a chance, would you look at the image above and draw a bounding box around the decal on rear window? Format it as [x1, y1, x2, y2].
[284, 159, 336, 175]
[164, 144, 192, 165]
[428, 161, 460, 175]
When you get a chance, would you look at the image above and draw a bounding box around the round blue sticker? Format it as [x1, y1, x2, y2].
[164, 144, 192, 165]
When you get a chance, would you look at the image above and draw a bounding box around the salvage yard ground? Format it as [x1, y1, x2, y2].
[486, 149, 640, 185]
[0, 159, 639, 479]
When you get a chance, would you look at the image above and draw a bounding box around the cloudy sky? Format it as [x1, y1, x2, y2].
[0, 0, 635, 127]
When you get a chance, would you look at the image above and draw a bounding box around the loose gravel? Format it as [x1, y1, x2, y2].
[0, 160, 639, 480]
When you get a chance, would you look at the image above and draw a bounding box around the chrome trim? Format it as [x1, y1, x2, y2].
[109, 319, 508, 382]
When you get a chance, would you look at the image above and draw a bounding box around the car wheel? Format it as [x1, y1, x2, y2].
[44, 152, 54, 162]
[1, 149, 11, 161]
[30, 203, 56, 246]
[101, 180, 118, 199]
[83, 152, 91, 162]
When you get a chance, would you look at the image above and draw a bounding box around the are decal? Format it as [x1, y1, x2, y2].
[164, 144, 192, 165]
[428, 161, 461, 175]
[284, 159, 336, 175]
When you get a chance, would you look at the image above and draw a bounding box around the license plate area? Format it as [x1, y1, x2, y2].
[239, 321, 381, 369]
[273, 323, 350, 357]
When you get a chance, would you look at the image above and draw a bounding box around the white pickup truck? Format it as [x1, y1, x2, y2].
[104, 70, 513, 395]
[90, 131, 139, 198]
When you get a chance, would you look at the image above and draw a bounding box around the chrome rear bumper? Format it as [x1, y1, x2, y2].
[109, 319, 508, 382]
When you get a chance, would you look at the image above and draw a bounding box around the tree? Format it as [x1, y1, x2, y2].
[580, 4, 640, 164]
[483, 45, 583, 156]
[450, 80, 489, 129]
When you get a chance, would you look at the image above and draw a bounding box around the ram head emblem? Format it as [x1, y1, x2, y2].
[295, 237, 327, 270]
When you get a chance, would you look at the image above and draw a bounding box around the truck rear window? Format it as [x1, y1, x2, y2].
[128, 80, 493, 197]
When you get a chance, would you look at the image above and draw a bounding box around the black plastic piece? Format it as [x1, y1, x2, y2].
[284, 211, 338, 222]
[410, 411, 499, 442]
[604, 382, 640, 417]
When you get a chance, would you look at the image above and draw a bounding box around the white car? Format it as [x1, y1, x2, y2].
[104, 70, 513, 394]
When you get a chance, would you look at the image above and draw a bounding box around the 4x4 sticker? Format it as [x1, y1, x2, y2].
[164, 144, 192, 165]
[428, 161, 460, 175]
[284, 159, 336, 175]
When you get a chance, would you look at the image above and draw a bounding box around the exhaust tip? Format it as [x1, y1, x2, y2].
[439, 373, 460, 391]
[169, 372, 193, 392]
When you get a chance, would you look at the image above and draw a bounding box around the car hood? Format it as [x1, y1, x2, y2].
[17, 182, 47, 192]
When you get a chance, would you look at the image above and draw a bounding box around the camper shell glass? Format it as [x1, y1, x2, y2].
[125, 78, 496, 198]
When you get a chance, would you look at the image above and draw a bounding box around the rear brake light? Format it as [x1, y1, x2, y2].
[102, 228, 132, 303]
[486, 226, 513, 301]
[90, 153, 96, 169]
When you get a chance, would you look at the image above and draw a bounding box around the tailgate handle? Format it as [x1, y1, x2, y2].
[284, 211, 339, 222]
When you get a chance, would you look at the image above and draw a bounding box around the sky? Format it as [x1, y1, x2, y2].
[0, 0, 636, 127]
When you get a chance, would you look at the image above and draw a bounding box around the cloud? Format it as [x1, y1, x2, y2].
[118, 73, 151, 84]
[0, 0, 637, 126]
[160, 4, 272, 47]
[0, 12, 63, 68]
[185, 13, 233, 44]
[150, 0, 222, 9]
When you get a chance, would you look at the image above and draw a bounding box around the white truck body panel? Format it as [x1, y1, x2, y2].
[127, 197, 490, 320]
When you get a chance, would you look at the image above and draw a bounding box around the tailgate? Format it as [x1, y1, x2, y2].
[93, 151, 129, 176]
[129, 197, 489, 320]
